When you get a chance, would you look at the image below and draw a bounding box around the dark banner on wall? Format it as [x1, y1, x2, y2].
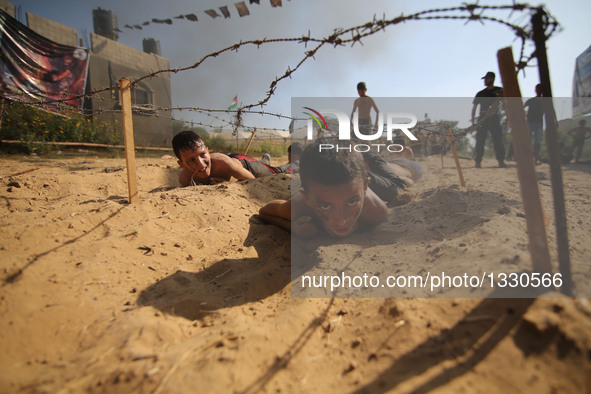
[0, 9, 89, 109]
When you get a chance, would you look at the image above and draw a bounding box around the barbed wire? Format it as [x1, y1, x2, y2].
[5, 3, 560, 154]
[0, 94, 537, 158]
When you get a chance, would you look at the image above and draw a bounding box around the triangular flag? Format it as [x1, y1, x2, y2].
[228, 95, 237, 110]
[205, 9, 220, 18]
[235, 2, 250, 17]
[219, 6, 231, 19]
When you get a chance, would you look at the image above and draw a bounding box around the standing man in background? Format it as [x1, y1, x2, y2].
[351, 82, 380, 136]
[524, 83, 544, 165]
[471, 71, 507, 168]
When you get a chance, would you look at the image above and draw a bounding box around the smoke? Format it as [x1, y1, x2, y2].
[88, 0, 405, 130]
[27, 0, 583, 131]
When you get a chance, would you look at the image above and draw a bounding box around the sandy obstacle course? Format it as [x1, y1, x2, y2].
[0, 154, 590, 393]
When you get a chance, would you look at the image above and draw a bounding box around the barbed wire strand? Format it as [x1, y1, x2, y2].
[4, 3, 560, 154]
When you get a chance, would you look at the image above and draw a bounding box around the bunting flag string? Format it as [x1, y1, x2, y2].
[204, 9, 220, 19]
[120, 0, 289, 31]
[219, 6, 231, 19]
[12, 1, 558, 144]
[235, 2, 250, 17]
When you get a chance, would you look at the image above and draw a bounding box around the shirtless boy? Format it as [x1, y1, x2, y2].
[259, 138, 410, 238]
[351, 82, 380, 135]
[172, 130, 291, 186]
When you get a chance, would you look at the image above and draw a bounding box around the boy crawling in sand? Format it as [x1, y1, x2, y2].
[172, 130, 292, 186]
[259, 137, 420, 238]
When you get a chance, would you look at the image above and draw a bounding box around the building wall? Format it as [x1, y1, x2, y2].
[26, 12, 78, 47]
[0, 0, 14, 16]
[1, 2, 172, 147]
[88, 33, 172, 147]
[90, 34, 170, 72]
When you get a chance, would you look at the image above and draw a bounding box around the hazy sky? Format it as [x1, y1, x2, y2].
[11, 0, 591, 130]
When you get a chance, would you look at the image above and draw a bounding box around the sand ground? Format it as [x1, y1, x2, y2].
[0, 152, 590, 393]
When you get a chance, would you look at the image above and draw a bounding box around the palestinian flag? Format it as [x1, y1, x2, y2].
[228, 95, 237, 110]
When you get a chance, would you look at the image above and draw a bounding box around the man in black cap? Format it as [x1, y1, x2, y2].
[471, 71, 507, 168]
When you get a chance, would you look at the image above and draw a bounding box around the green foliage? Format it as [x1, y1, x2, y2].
[0, 101, 122, 154]
[204, 133, 229, 152]
[172, 119, 207, 137]
[246, 141, 288, 157]
[171, 120, 230, 152]
[170, 119, 288, 156]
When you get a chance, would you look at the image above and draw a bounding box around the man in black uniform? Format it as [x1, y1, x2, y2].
[524, 83, 544, 165]
[471, 71, 507, 168]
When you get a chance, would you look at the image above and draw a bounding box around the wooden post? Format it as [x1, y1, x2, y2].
[0, 95, 5, 132]
[119, 78, 139, 204]
[447, 127, 465, 187]
[497, 47, 552, 275]
[532, 9, 573, 296]
[243, 127, 257, 156]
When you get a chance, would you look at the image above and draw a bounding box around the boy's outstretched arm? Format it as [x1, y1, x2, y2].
[259, 194, 320, 239]
[259, 199, 291, 231]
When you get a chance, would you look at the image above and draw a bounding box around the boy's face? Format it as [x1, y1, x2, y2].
[357, 88, 366, 97]
[302, 177, 369, 237]
[178, 143, 211, 179]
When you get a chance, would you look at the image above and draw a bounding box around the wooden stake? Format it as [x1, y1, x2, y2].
[119, 78, 139, 204]
[532, 9, 573, 296]
[243, 127, 257, 156]
[497, 47, 552, 275]
[0, 95, 5, 132]
[447, 127, 465, 187]
[0, 167, 39, 181]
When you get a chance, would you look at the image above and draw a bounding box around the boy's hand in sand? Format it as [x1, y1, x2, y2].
[292, 216, 318, 239]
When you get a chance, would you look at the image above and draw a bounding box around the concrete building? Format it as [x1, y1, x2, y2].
[26, 13, 78, 47]
[86, 33, 172, 146]
[2, 1, 173, 147]
[0, 0, 14, 16]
